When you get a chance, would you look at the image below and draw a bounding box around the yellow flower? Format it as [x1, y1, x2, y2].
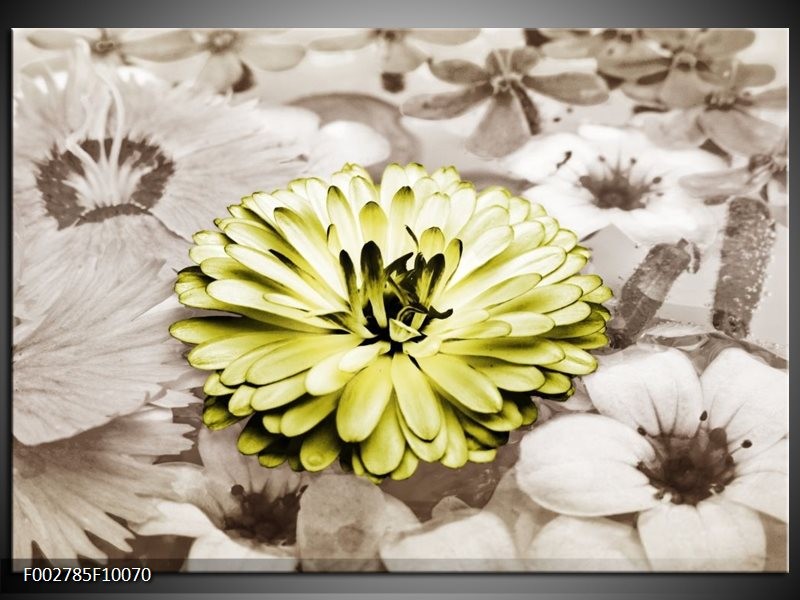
[171, 163, 612, 481]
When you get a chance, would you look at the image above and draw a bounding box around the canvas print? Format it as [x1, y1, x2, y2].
[11, 27, 788, 572]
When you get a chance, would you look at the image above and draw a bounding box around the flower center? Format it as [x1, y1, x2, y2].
[223, 484, 304, 546]
[578, 156, 662, 211]
[34, 75, 175, 228]
[705, 88, 740, 110]
[636, 413, 749, 506]
[375, 29, 406, 42]
[206, 30, 239, 53]
[92, 37, 118, 56]
[35, 136, 175, 228]
[330, 242, 454, 353]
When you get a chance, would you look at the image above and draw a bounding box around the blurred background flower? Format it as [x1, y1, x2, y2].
[402, 47, 609, 157]
[505, 125, 725, 244]
[123, 28, 306, 94]
[310, 28, 480, 93]
[133, 426, 307, 571]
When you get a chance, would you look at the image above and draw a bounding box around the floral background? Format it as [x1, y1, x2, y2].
[12, 27, 788, 572]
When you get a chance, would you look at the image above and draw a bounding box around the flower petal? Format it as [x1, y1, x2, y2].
[695, 29, 755, 57]
[583, 345, 704, 438]
[382, 40, 427, 73]
[27, 29, 86, 50]
[401, 84, 492, 120]
[186, 528, 297, 570]
[697, 108, 784, 156]
[195, 53, 245, 93]
[523, 73, 609, 105]
[638, 497, 766, 571]
[381, 511, 519, 571]
[723, 438, 787, 522]
[428, 59, 489, 85]
[310, 30, 374, 51]
[240, 42, 305, 71]
[701, 348, 788, 452]
[465, 92, 534, 158]
[525, 515, 649, 571]
[391, 353, 442, 440]
[408, 29, 481, 45]
[120, 29, 200, 61]
[516, 413, 659, 517]
[132, 500, 217, 538]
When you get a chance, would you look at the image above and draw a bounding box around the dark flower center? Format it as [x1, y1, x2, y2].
[375, 29, 406, 42]
[636, 414, 746, 506]
[361, 245, 453, 350]
[704, 89, 740, 110]
[207, 30, 239, 53]
[578, 156, 662, 210]
[92, 37, 118, 56]
[35, 137, 175, 229]
[223, 484, 305, 546]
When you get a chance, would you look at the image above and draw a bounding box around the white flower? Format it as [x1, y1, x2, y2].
[516, 344, 788, 570]
[505, 125, 726, 245]
[134, 425, 308, 571]
[13, 45, 389, 272]
[13, 407, 194, 562]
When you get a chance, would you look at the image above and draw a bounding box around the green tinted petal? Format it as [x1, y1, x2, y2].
[360, 399, 406, 476]
[280, 393, 339, 437]
[392, 353, 442, 440]
[299, 419, 342, 471]
[417, 354, 503, 413]
[237, 418, 275, 455]
[337, 356, 394, 442]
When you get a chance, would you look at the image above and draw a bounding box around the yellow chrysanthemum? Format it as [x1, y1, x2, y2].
[171, 163, 612, 482]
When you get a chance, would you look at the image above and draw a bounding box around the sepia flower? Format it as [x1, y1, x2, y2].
[505, 125, 725, 244]
[310, 28, 481, 92]
[22, 28, 199, 77]
[133, 426, 307, 571]
[640, 65, 786, 158]
[14, 46, 385, 270]
[170, 162, 612, 482]
[517, 345, 788, 570]
[123, 28, 306, 93]
[679, 136, 787, 206]
[611, 28, 759, 108]
[13, 407, 194, 562]
[539, 28, 664, 87]
[402, 47, 609, 158]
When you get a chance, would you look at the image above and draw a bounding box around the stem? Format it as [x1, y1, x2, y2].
[607, 239, 693, 349]
[712, 196, 776, 339]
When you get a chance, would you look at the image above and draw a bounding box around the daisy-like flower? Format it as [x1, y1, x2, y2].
[517, 345, 788, 570]
[13, 406, 194, 562]
[401, 47, 609, 158]
[505, 125, 726, 244]
[129, 28, 306, 93]
[14, 46, 385, 269]
[310, 28, 481, 93]
[133, 425, 307, 571]
[642, 71, 786, 158]
[612, 28, 759, 108]
[539, 28, 665, 87]
[170, 162, 612, 482]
